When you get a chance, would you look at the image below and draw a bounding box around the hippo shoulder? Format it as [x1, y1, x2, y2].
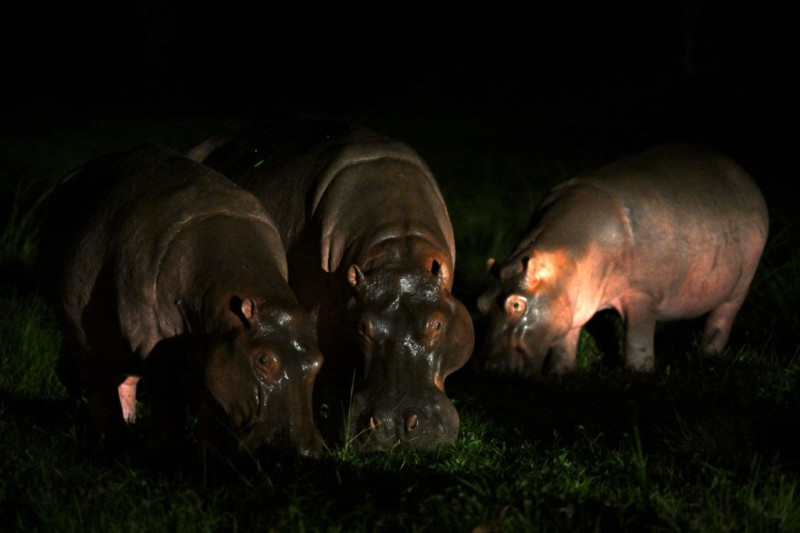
[311, 132, 455, 274]
[310, 129, 432, 212]
[109, 147, 281, 352]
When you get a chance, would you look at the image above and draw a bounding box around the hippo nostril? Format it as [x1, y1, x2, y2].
[298, 441, 322, 460]
[406, 413, 419, 431]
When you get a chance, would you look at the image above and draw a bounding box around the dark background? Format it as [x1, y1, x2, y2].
[1, 1, 798, 206]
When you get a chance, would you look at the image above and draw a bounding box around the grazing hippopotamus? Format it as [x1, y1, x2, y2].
[189, 118, 474, 451]
[477, 144, 769, 375]
[39, 144, 324, 459]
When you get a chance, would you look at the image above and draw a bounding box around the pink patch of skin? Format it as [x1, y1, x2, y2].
[117, 376, 140, 423]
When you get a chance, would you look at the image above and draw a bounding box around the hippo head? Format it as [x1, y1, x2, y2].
[344, 260, 473, 452]
[199, 296, 324, 460]
[477, 253, 573, 376]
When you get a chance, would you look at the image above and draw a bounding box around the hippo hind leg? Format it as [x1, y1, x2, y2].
[700, 294, 747, 356]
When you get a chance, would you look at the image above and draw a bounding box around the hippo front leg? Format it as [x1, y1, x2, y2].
[77, 357, 129, 438]
[620, 293, 657, 372]
[548, 328, 581, 374]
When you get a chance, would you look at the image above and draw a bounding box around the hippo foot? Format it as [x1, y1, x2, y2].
[624, 351, 655, 373]
[699, 327, 729, 357]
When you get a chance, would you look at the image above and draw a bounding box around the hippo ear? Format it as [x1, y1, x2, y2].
[521, 256, 541, 290]
[488, 258, 503, 278]
[476, 291, 492, 316]
[431, 259, 452, 289]
[431, 259, 441, 278]
[347, 264, 365, 288]
[522, 252, 566, 290]
[230, 296, 258, 329]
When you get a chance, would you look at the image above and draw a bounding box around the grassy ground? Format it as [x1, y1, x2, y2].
[2, 106, 799, 532]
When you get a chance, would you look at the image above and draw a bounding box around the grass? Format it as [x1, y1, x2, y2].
[2, 109, 800, 531]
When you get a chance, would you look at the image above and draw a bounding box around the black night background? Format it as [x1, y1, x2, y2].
[2, 1, 800, 530]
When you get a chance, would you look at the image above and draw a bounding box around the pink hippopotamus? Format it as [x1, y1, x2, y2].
[478, 143, 769, 375]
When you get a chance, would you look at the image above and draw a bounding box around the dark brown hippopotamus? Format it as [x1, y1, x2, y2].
[188, 118, 474, 451]
[39, 144, 324, 459]
[477, 144, 769, 375]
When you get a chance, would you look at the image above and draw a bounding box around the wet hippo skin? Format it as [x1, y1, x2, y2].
[191, 118, 474, 451]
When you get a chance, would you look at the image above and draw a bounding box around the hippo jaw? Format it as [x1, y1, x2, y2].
[344, 263, 473, 451]
[480, 311, 552, 376]
[230, 374, 323, 459]
[202, 299, 324, 459]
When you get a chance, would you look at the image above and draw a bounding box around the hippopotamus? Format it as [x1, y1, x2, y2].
[39, 144, 324, 459]
[477, 143, 769, 375]
[188, 117, 474, 451]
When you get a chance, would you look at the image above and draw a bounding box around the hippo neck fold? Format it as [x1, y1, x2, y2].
[314, 150, 455, 278]
[142, 211, 291, 348]
[351, 230, 452, 281]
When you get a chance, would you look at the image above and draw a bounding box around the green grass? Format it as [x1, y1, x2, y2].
[2, 110, 800, 531]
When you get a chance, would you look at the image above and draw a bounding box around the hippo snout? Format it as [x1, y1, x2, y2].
[480, 329, 548, 377]
[235, 419, 324, 460]
[290, 427, 324, 460]
[348, 391, 460, 452]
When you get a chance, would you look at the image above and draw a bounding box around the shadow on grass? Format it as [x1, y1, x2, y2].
[448, 341, 800, 473]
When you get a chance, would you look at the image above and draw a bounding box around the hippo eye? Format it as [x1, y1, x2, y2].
[505, 295, 527, 319]
[253, 350, 280, 383]
[356, 318, 373, 346]
[424, 312, 446, 347]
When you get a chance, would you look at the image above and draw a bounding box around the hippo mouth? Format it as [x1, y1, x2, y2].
[230, 417, 323, 459]
[231, 421, 276, 454]
[481, 335, 549, 377]
[347, 394, 460, 452]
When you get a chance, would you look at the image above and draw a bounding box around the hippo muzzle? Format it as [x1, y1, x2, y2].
[347, 383, 460, 452]
[232, 378, 324, 459]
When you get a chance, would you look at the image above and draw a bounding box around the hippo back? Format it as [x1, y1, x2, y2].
[583, 144, 768, 233]
[195, 117, 456, 269]
[574, 144, 768, 301]
[41, 144, 285, 356]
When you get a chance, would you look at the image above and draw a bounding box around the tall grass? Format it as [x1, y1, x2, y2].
[1, 111, 800, 531]
[0, 292, 65, 399]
